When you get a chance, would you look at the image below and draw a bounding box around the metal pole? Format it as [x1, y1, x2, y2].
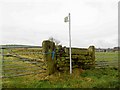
[69, 13, 72, 74]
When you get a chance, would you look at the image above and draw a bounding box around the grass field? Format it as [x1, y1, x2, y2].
[1, 50, 119, 88]
[95, 52, 118, 61]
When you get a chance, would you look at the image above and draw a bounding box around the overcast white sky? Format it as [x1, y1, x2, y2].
[0, 0, 119, 48]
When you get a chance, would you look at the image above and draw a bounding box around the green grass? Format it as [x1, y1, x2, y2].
[2, 51, 119, 88]
[2, 56, 46, 88]
[95, 52, 118, 68]
[3, 75, 40, 88]
[80, 68, 119, 88]
[33, 68, 119, 88]
[95, 52, 118, 61]
[2, 68, 119, 88]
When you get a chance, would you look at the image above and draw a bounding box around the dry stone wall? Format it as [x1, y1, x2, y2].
[56, 46, 95, 70]
[42, 40, 95, 73]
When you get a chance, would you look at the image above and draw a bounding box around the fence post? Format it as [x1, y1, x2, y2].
[88, 46, 95, 68]
[42, 40, 56, 75]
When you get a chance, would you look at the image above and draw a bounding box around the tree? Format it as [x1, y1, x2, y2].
[48, 37, 60, 46]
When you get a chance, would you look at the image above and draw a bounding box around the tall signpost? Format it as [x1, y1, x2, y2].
[64, 13, 72, 74]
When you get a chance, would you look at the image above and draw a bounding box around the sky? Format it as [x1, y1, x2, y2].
[0, 0, 119, 48]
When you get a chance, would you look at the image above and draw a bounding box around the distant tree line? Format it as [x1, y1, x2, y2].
[95, 47, 120, 52]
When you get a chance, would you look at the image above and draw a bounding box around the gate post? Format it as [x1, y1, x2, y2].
[42, 40, 56, 75]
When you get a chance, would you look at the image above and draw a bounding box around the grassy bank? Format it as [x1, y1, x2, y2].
[3, 68, 119, 88]
[33, 68, 119, 88]
[2, 51, 119, 88]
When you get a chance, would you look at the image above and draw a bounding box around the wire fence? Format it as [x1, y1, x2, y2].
[0, 46, 46, 78]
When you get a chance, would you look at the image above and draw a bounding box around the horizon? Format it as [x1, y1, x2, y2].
[0, 43, 119, 49]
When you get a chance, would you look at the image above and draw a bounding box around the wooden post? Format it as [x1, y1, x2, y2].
[42, 40, 56, 75]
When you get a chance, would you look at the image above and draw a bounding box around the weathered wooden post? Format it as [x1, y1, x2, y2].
[42, 40, 56, 75]
[88, 46, 95, 68]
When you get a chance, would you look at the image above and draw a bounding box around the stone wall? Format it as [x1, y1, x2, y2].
[42, 40, 95, 73]
[56, 46, 95, 70]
